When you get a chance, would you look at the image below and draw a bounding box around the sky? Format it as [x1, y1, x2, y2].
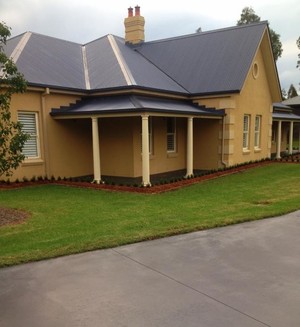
[1, 0, 299, 93]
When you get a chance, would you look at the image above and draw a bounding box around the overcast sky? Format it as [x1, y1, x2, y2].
[1, 0, 299, 93]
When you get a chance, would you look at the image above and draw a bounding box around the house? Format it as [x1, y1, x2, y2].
[4, 6, 282, 186]
[272, 97, 300, 158]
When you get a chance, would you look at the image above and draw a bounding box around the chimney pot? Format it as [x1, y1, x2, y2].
[135, 5, 140, 16]
[128, 7, 133, 17]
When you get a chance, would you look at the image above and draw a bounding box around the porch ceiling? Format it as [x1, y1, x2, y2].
[50, 95, 225, 118]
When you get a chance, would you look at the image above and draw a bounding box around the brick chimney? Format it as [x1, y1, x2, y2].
[124, 5, 145, 45]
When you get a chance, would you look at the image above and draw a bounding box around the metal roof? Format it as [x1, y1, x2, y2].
[136, 22, 268, 95]
[51, 95, 224, 117]
[273, 111, 300, 121]
[282, 96, 300, 106]
[5, 22, 268, 95]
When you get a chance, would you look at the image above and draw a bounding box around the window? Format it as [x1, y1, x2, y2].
[254, 115, 261, 148]
[18, 112, 39, 158]
[167, 117, 176, 152]
[243, 115, 250, 150]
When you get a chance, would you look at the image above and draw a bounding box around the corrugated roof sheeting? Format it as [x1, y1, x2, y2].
[137, 23, 267, 94]
[3, 33, 25, 57]
[5, 22, 268, 96]
[51, 95, 224, 116]
[15, 33, 86, 89]
[272, 112, 300, 121]
[283, 96, 300, 106]
[113, 37, 188, 94]
[85, 36, 128, 89]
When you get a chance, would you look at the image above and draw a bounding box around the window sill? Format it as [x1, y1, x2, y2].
[167, 152, 178, 158]
[254, 148, 261, 153]
[242, 149, 251, 155]
[22, 158, 44, 167]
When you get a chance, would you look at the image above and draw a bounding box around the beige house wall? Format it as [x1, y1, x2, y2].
[233, 46, 273, 164]
[193, 119, 221, 170]
[194, 40, 276, 167]
[133, 116, 187, 177]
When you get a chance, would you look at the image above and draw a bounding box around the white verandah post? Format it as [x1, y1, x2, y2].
[186, 117, 194, 177]
[276, 120, 282, 159]
[92, 117, 101, 184]
[288, 121, 294, 155]
[141, 115, 150, 186]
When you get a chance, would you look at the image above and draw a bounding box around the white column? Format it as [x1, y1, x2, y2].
[186, 117, 194, 177]
[92, 117, 101, 184]
[141, 115, 150, 186]
[288, 121, 294, 155]
[276, 120, 282, 159]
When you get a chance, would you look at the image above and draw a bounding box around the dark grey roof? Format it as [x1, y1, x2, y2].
[273, 111, 300, 121]
[273, 102, 292, 110]
[5, 22, 269, 95]
[282, 96, 300, 106]
[3, 33, 25, 57]
[136, 22, 268, 95]
[51, 95, 224, 117]
[85, 36, 127, 89]
[15, 33, 86, 89]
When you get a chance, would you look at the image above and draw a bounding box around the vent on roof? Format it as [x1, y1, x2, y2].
[124, 5, 145, 45]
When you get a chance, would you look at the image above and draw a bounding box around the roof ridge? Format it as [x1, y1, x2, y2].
[107, 34, 136, 86]
[10, 32, 32, 63]
[81, 46, 91, 90]
[24, 31, 83, 45]
[143, 21, 268, 45]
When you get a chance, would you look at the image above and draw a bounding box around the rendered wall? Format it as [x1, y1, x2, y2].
[133, 116, 187, 177]
[193, 119, 221, 170]
[196, 43, 277, 167]
[100, 117, 134, 177]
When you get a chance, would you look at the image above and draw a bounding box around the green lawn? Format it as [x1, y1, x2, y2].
[1, 163, 300, 267]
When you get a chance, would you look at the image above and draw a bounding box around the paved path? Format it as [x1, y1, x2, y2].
[1, 211, 300, 326]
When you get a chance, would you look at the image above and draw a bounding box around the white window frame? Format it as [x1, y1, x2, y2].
[254, 115, 261, 149]
[243, 114, 250, 150]
[18, 111, 40, 159]
[167, 117, 176, 153]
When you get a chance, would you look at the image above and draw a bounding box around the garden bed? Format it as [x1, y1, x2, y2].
[1, 156, 299, 194]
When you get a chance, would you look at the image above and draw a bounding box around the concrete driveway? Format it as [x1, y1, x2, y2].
[1, 211, 300, 327]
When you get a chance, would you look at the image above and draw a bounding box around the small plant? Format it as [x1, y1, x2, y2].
[23, 177, 29, 183]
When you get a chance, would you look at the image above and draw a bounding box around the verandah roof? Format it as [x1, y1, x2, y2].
[51, 95, 224, 118]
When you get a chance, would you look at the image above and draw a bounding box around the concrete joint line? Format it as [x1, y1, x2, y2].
[112, 248, 272, 327]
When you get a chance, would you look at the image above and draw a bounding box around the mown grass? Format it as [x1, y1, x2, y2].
[1, 163, 300, 267]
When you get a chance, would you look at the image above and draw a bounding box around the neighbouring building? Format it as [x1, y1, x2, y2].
[272, 97, 300, 158]
[4, 6, 284, 186]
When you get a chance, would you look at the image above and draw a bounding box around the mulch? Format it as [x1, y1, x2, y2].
[0, 158, 299, 227]
[0, 207, 30, 227]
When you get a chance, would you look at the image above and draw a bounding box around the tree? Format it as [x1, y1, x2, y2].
[281, 88, 287, 100]
[297, 37, 300, 69]
[0, 22, 28, 177]
[288, 84, 298, 99]
[237, 7, 283, 61]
